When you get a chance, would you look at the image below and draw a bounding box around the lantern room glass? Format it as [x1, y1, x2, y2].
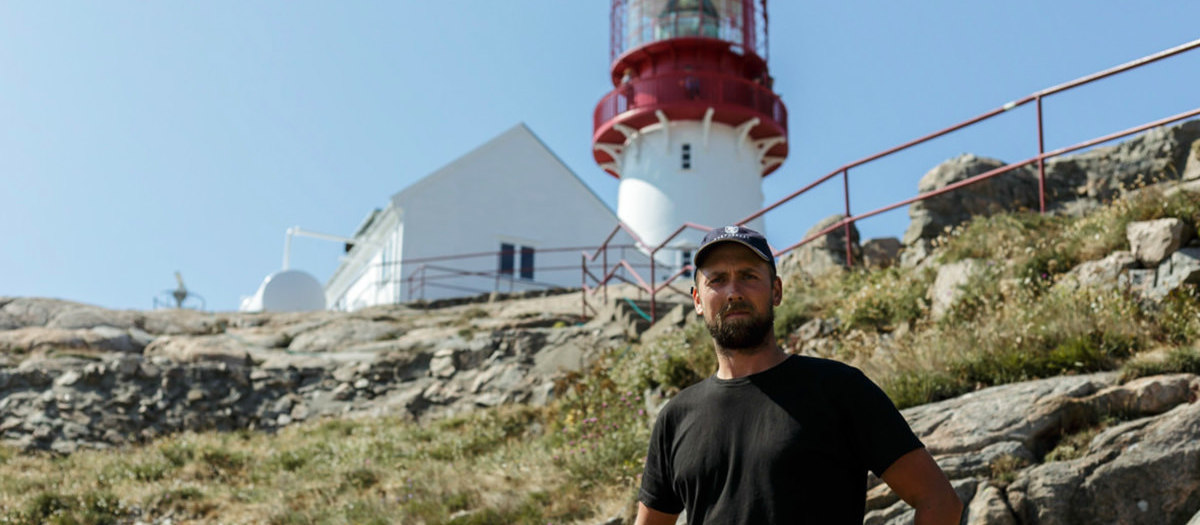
[611, 0, 767, 60]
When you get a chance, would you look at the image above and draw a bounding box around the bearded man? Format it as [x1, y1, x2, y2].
[635, 226, 962, 525]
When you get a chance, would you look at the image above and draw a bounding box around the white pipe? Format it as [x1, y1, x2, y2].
[283, 226, 365, 271]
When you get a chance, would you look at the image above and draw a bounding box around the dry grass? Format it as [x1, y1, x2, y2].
[0, 404, 626, 524]
[1, 185, 1198, 523]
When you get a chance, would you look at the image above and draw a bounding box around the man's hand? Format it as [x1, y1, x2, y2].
[635, 502, 680, 525]
[880, 448, 963, 525]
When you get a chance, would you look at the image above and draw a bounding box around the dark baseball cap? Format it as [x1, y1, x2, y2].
[693, 225, 775, 273]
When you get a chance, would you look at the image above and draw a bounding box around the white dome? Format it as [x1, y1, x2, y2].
[241, 270, 326, 312]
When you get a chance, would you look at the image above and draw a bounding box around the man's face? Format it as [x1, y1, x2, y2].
[692, 243, 782, 351]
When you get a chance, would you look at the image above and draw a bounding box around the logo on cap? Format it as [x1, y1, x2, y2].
[724, 226, 739, 235]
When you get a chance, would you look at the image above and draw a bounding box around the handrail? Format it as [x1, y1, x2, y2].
[583, 38, 1200, 324]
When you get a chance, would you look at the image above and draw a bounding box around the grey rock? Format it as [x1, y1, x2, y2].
[936, 441, 1035, 481]
[287, 318, 404, 353]
[1007, 393, 1200, 524]
[964, 481, 1017, 525]
[898, 239, 934, 269]
[928, 258, 983, 320]
[143, 335, 252, 366]
[903, 155, 1039, 245]
[862, 237, 902, 269]
[778, 214, 861, 278]
[1055, 251, 1138, 292]
[1184, 138, 1200, 181]
[1055, 119, 1200, 200]
[1155, 247, 1200, 298]
[429, 349, 457, 378]
[332, 383, 355, 401]
[1119, 268, 1158, 297]
[865, 478, 977, 525]
[1127, 218, 1193, 266]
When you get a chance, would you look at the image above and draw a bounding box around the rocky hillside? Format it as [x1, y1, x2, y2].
[1, 121, 1199, 524]
[0, 289, 669, 455]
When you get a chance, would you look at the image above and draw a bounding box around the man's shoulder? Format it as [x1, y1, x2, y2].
[784, 354, 863, 378]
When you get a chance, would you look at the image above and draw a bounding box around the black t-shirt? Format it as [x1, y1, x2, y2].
[639, 355, 922, 524]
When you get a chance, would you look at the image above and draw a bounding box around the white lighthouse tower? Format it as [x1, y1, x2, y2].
[592, 0, 788, 258]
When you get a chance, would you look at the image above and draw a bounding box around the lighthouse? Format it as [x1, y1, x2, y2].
[592, 0, 788, 261]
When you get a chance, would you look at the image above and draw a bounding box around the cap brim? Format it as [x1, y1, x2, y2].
[694, 238, 774, 269]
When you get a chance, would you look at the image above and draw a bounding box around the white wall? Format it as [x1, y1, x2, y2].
[327, 124, 632, 308]
[617, 119, 767, 251]
[394, 125, 619, 301]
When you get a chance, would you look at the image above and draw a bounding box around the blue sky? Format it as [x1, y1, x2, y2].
[2, 2, 1198, 311]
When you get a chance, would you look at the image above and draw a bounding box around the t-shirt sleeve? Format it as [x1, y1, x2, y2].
[834, 367, 924, 477]
[638, 409, 685, 514]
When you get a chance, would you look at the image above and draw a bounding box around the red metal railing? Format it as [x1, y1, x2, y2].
[593, 71, 787, 139]
[583, 37, 1200, 323]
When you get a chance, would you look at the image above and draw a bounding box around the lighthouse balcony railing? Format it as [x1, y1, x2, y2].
[594, 71, 787, 135]
[582, 37, 1200, 324]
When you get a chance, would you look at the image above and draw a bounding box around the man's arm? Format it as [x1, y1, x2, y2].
[880, 448, 962, 525]
[635, 502, 679, 525]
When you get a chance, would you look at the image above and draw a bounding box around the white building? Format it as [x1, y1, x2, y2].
[324, 123, 636, 311]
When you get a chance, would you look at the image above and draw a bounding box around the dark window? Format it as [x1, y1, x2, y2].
[682, 250, 692, 278]
[520, 246, 535, 280]
[499, 243, 515, 276]
[681, 143, 691, 170]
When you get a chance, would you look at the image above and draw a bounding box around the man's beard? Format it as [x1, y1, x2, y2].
[706, 301, 775, 352]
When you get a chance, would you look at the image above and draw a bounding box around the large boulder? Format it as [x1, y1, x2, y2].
[1054, 251, 1138, 292]
[1120, 247, 1200, 301]
[143, 335, 253, 366]
[1184, 138, 1200, 181]
[864, 373, 1200, 523]
[1007, 393, 1200, 524]
[1127, 218, 1194, 267]
[286, 318, 406, 353]
[862, 237, 902, 269]
[927, 258, 984, 320]
[778, 214, 861, 278]
[1046, 119, 1200, 200]
[903, 155, 1040, 245]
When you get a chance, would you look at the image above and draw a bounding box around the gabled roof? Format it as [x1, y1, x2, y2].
[389, 122, 614, 216]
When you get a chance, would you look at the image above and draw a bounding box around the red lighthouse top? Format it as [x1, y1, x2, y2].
[593, 0, 788, 178]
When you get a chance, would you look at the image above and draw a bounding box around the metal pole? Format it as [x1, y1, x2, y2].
[1037, 95, 1047, 214]
[649, 248, 657, 323]
[842, 168, 854, 268]
[581, 254, 586, 321]
[282, 228, 293, 270]
[602, 244, 608, 303]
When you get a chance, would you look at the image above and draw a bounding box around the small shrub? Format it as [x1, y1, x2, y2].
[883, 370, 969, 410]
[159, 440, 196, 467]
[198, 446, 249, 479]
[341, 467, 380, 491]
[988, 454, 1030, 487]
[1044, 426, 1101, 463]
[126, 458, 171, 482]
[836, 267, 932, 332]
[147, 486, 210, 517]
[268, 449, 309, 472]
[1158, 286, 1200, 345]
[1121, 346, 1200, 380]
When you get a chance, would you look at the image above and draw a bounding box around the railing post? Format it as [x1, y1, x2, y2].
[842, 168, 854, 268]
[649, 248, 657, 323]
[581, 253, 587, 321]
[602, 244, 608, 303]
[1036, 95, 1047, 214]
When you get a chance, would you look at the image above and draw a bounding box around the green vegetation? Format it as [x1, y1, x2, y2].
[0, 186, 1197, 523]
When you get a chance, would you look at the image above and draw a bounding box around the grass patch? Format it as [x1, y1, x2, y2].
[1121, 346, 1200, 381]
